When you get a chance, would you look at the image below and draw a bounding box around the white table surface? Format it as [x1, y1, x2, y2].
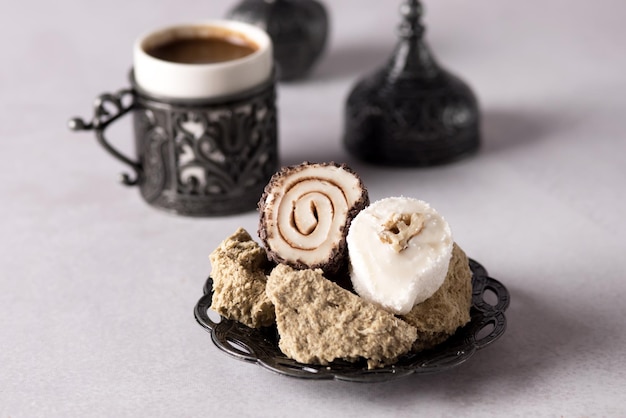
[2, 0, 626, 416]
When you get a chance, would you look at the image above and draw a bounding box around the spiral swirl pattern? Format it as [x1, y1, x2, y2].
[279, 179, 349, 250]
[259, 163, 369, 273]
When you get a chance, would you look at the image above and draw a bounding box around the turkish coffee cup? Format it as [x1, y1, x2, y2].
[69, 20, 279, 216]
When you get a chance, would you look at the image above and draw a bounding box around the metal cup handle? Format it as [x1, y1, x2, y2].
[68, 89, 142, 186]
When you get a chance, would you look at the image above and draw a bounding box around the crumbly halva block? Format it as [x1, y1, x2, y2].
[401, 243, 473, 351]
[266, 264, 417, 369]
[209, 228, 275, 329]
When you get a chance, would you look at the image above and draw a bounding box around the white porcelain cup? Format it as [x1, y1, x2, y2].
[133, 20, 273, 99]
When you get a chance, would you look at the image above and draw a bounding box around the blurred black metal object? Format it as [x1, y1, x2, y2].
[228, 0, 329, 81]
[344, 0, 480, 166]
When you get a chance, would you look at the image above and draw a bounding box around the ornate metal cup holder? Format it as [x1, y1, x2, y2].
[194, 259, 510, 383]
[69, 71, 279, 216]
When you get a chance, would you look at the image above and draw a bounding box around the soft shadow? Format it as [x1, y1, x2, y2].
[481, 108, 577, 155]
[309, 43, 391, 81]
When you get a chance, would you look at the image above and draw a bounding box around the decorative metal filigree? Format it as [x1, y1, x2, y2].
[69, 76, 278, 216]
[69, 89, 142, 185]
[135, 109, 168, 204]
[171, 102, 274, 198]
[194, 259, 510, 382]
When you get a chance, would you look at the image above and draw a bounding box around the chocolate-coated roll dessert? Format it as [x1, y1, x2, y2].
[258, 162, 369, 275]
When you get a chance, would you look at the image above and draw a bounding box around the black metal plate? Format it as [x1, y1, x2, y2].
[194, 259, 509, 382]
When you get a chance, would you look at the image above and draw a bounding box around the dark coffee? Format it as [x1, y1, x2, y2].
[146, 36, 257, 64]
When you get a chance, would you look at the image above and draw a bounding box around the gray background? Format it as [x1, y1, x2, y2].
[2, 0, 625, 416]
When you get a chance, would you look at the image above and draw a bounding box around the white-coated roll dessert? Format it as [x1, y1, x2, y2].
[258, 162, 369, 275]
[346, 197, 454, 315]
